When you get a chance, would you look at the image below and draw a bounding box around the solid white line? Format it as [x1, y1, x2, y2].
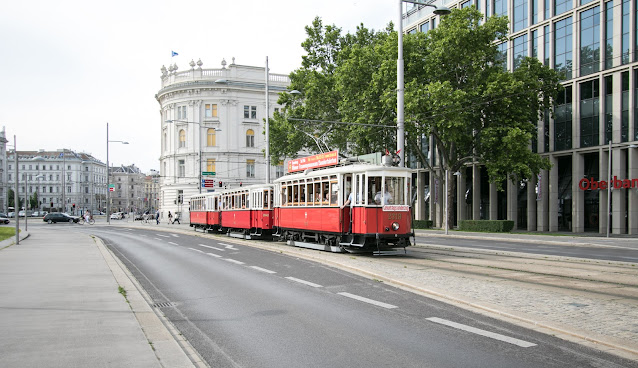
[156, 234, 170, 238]
[285, 277, 322, 288]
[337, 292, 397, 309]
[206, 253, 222, 258]
[168, 242, 179, 246]
[224, 258, 245, 265]
[188, 247, 205, 253]
[198, 244, 225, 251]
[250, 266, 276, 274]
[426, 317, 537, 348]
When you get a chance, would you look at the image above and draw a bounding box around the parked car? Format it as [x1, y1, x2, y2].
[43, 213, 80, 224]
[110, 212, 124, 220]
[0, 214, 9, 224]
[31, 211, 44, 217]
[7, 212, 15, 218]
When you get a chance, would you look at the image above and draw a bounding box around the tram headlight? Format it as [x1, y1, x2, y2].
[391, 222, 400, 231]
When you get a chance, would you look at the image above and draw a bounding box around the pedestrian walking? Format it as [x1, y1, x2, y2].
[155, 209, 160, 225]
[168, 211, 173, 224]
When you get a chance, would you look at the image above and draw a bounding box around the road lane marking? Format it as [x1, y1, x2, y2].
[224, 258, 245, 265]
[337, 292, 397, 309]
[154, 238, 163, 241]
[168, 242, 179, 246]
[250, 266, 276, 274]
[198, 244, 225, 251]
[219, 243, 237, 250]
[171, 234, 180, 237]
[285, 277, 322, 288]
[188, 247, 205, 253]
[206, 253, 222, 258]
[156, 234, 170, 238]
[426, 317, 537, 348]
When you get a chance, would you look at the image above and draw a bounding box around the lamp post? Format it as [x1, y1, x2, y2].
[12, 136, 19, 244]
[106, 122, 129, 224]
[397, 1, 450, 167]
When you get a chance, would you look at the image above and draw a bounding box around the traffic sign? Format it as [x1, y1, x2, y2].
[202, 171, 216, 176]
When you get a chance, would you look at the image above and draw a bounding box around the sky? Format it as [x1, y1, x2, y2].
[0, 0, 398, 173]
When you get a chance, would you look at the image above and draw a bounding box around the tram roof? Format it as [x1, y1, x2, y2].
[274, 163, 413, 182]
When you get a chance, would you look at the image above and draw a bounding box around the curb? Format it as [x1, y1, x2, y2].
[0, 229, 29, 250]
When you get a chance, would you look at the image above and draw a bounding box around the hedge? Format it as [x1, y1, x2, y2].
[412, 220, 433, 229]
[458, 220, 514, 233]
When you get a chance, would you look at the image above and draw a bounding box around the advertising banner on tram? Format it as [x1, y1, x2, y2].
[287, 150, 339, 173]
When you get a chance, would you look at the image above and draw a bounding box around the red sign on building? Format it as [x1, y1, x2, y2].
[287, 150, 339, 173]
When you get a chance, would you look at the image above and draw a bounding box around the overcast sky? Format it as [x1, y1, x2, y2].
[1, 0, 398, 173]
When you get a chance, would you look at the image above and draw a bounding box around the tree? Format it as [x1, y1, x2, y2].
[29, 192, 39, 211]
[270, 9, 562, 229]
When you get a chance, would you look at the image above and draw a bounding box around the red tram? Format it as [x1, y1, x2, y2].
[189, 154, 414, 254]
[273, 163, 413, 253]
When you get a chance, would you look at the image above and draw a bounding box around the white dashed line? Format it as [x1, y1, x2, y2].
[154, 238, 163, 241]
[337, 292, 397, 309]
[170, 234, 179, 237]
[285, 277, 322, 288]
[218, 243, 237, 250]
[168, 242, 179, 246]
[426, 317, 537, 348]
[156, 234, 170, 238]
[206, 253, 222, 258]
[188, 247, 205, 253]
[250, 266, 277, 274]
[224, 258, 245, 265]
[198, 244, 225, 251]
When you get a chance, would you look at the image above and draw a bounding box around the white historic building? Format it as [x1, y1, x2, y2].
[156, 58, 290, 218]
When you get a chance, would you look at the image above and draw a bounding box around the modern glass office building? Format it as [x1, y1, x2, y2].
[405, 0, 638, 235]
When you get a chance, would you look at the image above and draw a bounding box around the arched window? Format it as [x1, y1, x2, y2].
[246, 129, 255, 147]
[179, 129, 186, 148]
[207, 128, 216, 146]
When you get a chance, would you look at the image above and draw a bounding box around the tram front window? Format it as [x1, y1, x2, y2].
[368, 176, 405, 205]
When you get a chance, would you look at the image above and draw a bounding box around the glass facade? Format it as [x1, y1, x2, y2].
[513, 34, 528, 70]
[513, 0, 528, 32]
[580, 79, 600, 148]
[555, 17, 573, 80]
[580, 6, 600, 76]
[555, 86, 573, 151]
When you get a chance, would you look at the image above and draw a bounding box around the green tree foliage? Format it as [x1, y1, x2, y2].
[270, 9, 562, 223]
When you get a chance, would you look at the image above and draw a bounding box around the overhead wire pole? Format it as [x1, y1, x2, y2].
[266, 56, 271, 183]
[14, 136, 19, 244]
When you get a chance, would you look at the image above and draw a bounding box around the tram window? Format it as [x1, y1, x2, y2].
[368, 176, 382, 205]
[300, 184, 306, 206]
[314, 182, 322, 203]
[387, 177, 405, 205]
[330, 181, 338, 206]
[263, 190, 269, 209]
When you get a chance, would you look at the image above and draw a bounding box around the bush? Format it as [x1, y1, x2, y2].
[412, 220, 433, 229]
[458, 220, 514, 233]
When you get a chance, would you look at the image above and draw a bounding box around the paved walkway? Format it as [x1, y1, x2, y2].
[1, 219, 637, 365]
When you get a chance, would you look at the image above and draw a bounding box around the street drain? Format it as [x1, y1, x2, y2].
[152, 302, 174, 308]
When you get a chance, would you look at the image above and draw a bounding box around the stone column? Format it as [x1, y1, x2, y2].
[572, 152, 585, 232]
[489, 182, 498, 220]
[548, 156, 559, 232]
[416, 170, 426, 221]
[599, 146, 610, 235]
[629, 146, 638, 234]
[472, 164, 481, 220]
[527, 175, 537, 231]
[457, 171, 466, 224]
[612, 148, 627, 234]
[507, 179, 517, 229]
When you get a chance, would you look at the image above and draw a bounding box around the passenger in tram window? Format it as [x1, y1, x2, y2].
[374, 186, 393, 205]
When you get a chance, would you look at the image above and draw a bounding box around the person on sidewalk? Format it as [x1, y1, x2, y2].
[173, 213, 180, 224]
[168, 211, 173, 224]
[155, 209, 160, 225]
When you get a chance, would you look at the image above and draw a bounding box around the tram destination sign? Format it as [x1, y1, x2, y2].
[288, 150, 339, 173]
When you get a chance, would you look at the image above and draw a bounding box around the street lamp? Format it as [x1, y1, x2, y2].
[23, 174, 45, 231]
[397, 0, 450, 167]
[106, 122, 129, 224]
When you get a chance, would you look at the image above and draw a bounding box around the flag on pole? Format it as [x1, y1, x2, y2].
[171, 51, 179, 57]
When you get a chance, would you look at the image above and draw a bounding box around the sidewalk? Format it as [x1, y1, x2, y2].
[0, 227, 197, 368]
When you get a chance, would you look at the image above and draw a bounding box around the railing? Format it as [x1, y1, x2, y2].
[160, 65, 290, 90]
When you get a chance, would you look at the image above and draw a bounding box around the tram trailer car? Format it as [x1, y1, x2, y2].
[273, 163, 413, 253]
[220, 184, 274, 239]
[189, 192, 221, 232]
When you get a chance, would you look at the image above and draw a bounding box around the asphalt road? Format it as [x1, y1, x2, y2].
[73, 224, 637, 368]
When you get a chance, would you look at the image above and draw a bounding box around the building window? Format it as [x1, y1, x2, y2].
[622, 0, 630, 64]
[178, 106, 187, 120]
[207, 128, 217, 146]
[461, 1, 471, 8]
[555, 85, 573, 151]
[555, 0, 571, 16]
[513, 0, 528, 32]
[494, 0, 507, 17]
[580, 6, 601, 77]
[244, 105, 257, 119]
[605, 1, 614, 69]
[513, 34, 528, 70]
[544, 25, 550, 66]
[531, 29, 538, 60]
[246, 129, 255, 147]
[579, 79, 600, 148]
[634, 70, 638, 140]
[605, 75, 613, 144]
[178, 129, 186, 148]
[207, 159, 216, 173]
[420, 21, 430, 33]
[622, 71, 629, 141]
[178, 160, 185, 178]
[276, 163, 285, 179]
[205, 104, 217, 118]
[246, 159, 255, 178]
[554, 17, 573, 80]
[497, 42, 508, 70]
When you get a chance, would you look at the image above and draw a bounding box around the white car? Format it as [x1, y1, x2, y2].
[110, 212, 123, 220]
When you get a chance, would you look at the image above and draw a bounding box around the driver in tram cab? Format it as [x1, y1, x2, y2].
[374, 186, 393, 205]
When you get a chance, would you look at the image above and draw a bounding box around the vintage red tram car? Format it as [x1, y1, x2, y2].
[219, 184, 274, 239]
[189, 192, 221, 232]
[273, 162, 413, 253]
